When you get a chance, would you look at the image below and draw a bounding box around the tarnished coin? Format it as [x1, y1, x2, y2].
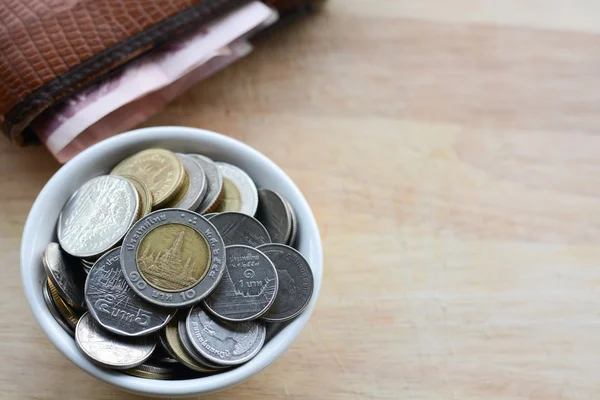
[214, 163, 258, 216]
[284, 198, 298, 247]
[123, 359, 179, 380]
[75, 312, 156, 369]
[42, 242, 85, 309]
[189, 155, 223, 214]
[122, 175, 153, 216]
[167, 154, 207, 210]
[186, 306, 266, 366]
[121, 209, 226, 308]
[255, 189, 293, 244]
[161, 316, 218, 373]
[204, 245, 278, 322]
[209, 212, 271, 247]
[177, 316, 227, 370]
[256, 243, 314, 322]
[58, 175, 139, 258]
[85, 248, 174, 337]
[111, 148, 185, 208]
[47, 279, 81, 329]
[43, 280, 74, 336]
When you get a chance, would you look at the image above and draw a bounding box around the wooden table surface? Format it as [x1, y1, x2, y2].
[2, 1, 600, 398]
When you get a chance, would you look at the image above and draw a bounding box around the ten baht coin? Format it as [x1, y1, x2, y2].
[209, 212, 271, 247]
[204, 245, 278, 322]
[189, 155, 223, 214]
[75, 312, 155, 369]
[42, 242, 86, 310]
[213, 162, 258, 216]
[111, 148, 185, 209]
[57, 175, 139, 258]
[186, 306, 266, 366]
[85, 247, 174, 337]
[120, 209, 226, 308]
[256, 243, 314, 322]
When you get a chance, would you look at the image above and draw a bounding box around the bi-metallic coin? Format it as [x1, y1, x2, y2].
[213, 162, 258, 216]
[168, 154, 207, 210]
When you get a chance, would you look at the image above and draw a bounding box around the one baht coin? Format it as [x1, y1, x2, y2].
[57, 175, 139, 258]
[85, 248, 174, 336]
[121, 209, 226, 308]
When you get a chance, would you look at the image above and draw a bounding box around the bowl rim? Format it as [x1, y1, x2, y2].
[20, 126, 323, 397]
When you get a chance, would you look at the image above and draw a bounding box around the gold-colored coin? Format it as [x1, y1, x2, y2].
[136, 223, 211, 292]
[122, 175, 153, 217]
[162, 318, 215, 372]
[111, 149, 185, 209]
[47, 278, 80, 329]
[164, 170, 190, 208]
[213, 178, 241, 213]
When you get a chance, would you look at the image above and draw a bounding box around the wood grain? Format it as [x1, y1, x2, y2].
[2, 1, 600, 398]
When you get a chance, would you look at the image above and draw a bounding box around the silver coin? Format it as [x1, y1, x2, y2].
[204, 213, 218, 219]
[75, 312, 155, 369]
[256, 243, 314, 322]
[284, 197, 298, 247]
[173, 154, 207, 210]
[160, 316, 217, 373]
[123, 359, 179, 380]
[85, 247, 174, 336]
[255, 189, 293, 244]
[189, 155, 223, 214]
[209, 212, 271, 247]
[58, 175, 139, 258]
[42, 243, 86, 310]
[215, 162, 258, 216]
[177, 316, 227, 370]
[42, 280, 75, 337]
[186, 306, 266, 366]
[204, 245, 278, 322]
[121, 209, 226, 308]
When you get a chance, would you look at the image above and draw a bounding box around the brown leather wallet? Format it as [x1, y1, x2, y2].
[0, 0, 322, 144]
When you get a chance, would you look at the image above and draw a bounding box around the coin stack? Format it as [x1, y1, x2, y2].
[41, 148, 314, 380]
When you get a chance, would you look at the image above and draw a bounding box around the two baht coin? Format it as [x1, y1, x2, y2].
[120, 209, 226, 308]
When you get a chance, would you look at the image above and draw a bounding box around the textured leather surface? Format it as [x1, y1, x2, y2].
[0, 0, 323, 143]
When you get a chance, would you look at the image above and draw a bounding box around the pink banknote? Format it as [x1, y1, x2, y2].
[33, 1, 277, 161]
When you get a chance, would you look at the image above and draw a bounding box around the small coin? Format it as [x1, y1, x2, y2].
[47, 278, 81, 329]
[161, 316, 218, 373]
[204, 245, 278, 322]
[255, 189, 293, 244]
[214, 162, 258, 216]
[167, 154, 207, 210]
[75, 312, 156, 369]
[58, 175, 140, 258]
[111, 148, 185, 208]
[121, 209, 226, 308]
[42, 280, 74, 336]
[186, 306, 266, 366]
[42, 242, 86, 309]
[189, 155, 223, 214]
[209, 212, 271, 247]
[85, 248, 174, 337]
[256, 243, 314, 322]
[177, 316, 227, 370]
[283, 197, 298, 247]
[123, 359, 179, 380]
[122, 175, 153, 216]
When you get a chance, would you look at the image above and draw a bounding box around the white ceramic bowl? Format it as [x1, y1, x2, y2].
[20, 126, 323, 397]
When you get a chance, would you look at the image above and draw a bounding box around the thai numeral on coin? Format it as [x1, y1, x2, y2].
[180, 289, 195, 300]
[129, 271, 147, 289]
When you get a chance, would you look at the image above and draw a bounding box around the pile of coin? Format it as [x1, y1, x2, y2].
[41, 148, 314, 380]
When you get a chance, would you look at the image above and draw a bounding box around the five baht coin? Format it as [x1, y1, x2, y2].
[57, 175, 139, 258]
[204, 245, 278, 322]
[209, 212, 271, 247]
[213, 163, 258, 216]
[121, 209, 226, 308]
[42, 242, 86, 310]
[85, 247, 174, 336]
[256, 243, 314, 322]
[189, 155, 223, 214]
[111, 148, 185, 209]
[75, 312, 155, 369]
[255, 189, 293, 244]
[186, 306, 266, 366]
